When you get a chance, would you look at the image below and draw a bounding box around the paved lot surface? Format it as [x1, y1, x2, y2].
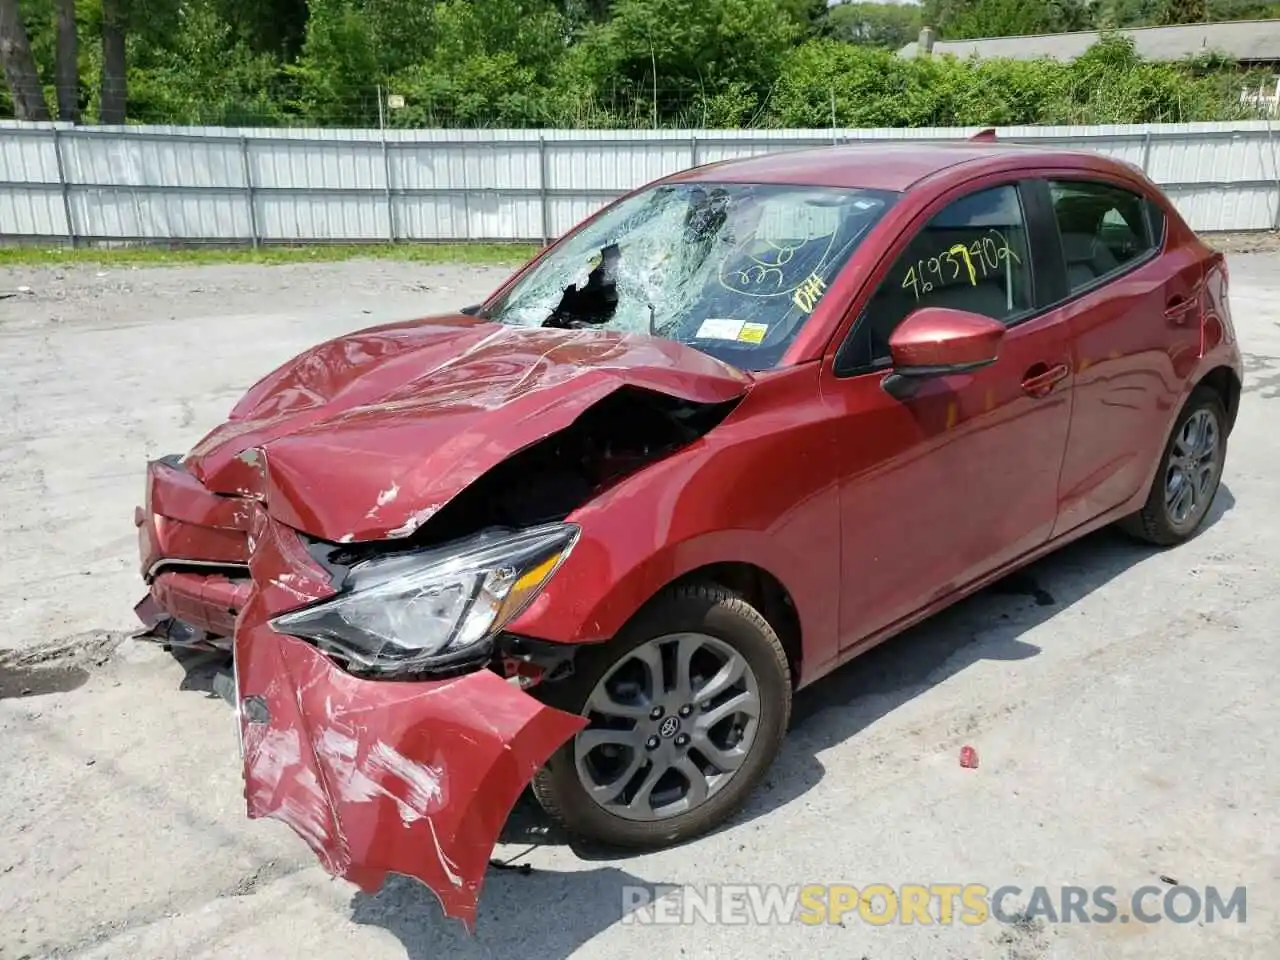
[1, 255, 1277, 960]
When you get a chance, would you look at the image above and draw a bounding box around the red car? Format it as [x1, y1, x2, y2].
[133, 139, 1241, 926]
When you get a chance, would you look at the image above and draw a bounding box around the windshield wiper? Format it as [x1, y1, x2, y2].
[648, 302, 657, 336]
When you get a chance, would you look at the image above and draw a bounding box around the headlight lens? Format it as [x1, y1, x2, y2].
[270, 522, 579, 675]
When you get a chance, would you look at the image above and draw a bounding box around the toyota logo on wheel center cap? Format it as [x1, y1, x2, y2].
[658, 716, 680, 738]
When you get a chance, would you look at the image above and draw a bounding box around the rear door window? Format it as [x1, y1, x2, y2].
[1047, 180, 1160, 294]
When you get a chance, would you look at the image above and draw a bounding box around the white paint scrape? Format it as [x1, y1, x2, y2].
[314, 724, 445, 827]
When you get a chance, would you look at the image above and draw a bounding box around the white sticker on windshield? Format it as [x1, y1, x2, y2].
[696, 317, 745, 340]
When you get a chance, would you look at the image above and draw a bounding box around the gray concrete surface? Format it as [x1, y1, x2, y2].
[1, 255, 1277, 960]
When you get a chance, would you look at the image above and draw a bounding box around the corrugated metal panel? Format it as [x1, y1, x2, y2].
[256, 192, 386, 242]
[69, 187, 249, 240]
[5, 120, 1280, 241]
[0, 184, 66, 235]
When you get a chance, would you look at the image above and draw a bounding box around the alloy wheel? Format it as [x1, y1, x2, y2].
[573, 632, 761, 822]
[1164, 406, 1221, 531]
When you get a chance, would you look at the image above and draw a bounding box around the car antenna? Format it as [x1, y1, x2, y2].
[970, 128, 997, 142]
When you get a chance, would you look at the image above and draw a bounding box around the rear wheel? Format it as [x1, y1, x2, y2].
[532, 584, 791, 849]
[1118, 386, 1227, 546]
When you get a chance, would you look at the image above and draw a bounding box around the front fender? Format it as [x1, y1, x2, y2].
[506, 442, 843, 683]
[521, 525, 808, 636]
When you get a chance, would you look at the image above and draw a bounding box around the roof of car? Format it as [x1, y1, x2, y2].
[669, 141, 1117, 193]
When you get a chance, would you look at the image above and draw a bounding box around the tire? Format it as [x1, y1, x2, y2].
[1117, 385, 1227, 546]
[531, 583, 792, 850]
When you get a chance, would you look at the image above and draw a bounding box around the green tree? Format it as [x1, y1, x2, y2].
[1158, 0, 1208, 20]
[388, 0, 568, 126]
[54, 0, 77, 120]
[215, 0, 309, 57]
[4, 0, 1269, 128]
[128, 0, 282, 124]
[561, 0, 797, 125]
[828, 1, 923, 49]
[0, 0, 50, 118]
[776, 0, 832, 36]
[769, 40, 952, 127]
[924, 0, 1097, 38]
[98, 0, 125, 121]
[289, 0, 381, 124]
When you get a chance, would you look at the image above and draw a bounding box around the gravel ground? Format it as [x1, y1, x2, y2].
[1, 255, 1277, 960]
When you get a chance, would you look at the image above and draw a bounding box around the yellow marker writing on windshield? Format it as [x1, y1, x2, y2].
[949, 244, 977, 286]
[792, 273, 827, 313]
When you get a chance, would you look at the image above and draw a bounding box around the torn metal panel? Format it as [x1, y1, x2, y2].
[181, 318, 751, 544]
[232, 506, 585, 928]
[149, 571, 250, 637]
[236, 630, 584, 929]
[135, 457, 253, 575]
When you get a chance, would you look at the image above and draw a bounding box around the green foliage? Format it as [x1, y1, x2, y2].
[1158, 0, 1209, 23]
[0, 0, 1272, 128]
[566, 0, 797, 118]
[287, 0, 382, 125]
[127, 0, 284, 124]
[828, 2, 923, 49]
[765, 30, 1259, 128]
[924, 0, 1096, 39]
[381, 1, 566, 127]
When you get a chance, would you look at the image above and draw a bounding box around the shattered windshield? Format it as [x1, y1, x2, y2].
[483, 182, 898, 370]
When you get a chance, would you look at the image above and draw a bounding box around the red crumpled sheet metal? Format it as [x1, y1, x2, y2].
[183, 321, 750, 544]
[232, 503, 587, 929]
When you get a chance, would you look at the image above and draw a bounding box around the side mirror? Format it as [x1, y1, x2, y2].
[882, 307, 1005, 401]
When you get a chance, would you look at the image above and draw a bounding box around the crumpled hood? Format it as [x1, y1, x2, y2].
[184, 315, 752, 543]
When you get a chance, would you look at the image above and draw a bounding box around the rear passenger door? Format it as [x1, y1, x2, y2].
[1034, 177, 1204, 536]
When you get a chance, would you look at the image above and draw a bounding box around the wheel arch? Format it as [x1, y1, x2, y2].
[1196, 364, 1242, 436]
[657, 562, 804, 688]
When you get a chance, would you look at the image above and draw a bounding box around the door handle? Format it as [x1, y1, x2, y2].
[1021, 362, 1069, 398]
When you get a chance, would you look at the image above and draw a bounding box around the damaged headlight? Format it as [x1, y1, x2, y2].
[269, 523, 580, 675]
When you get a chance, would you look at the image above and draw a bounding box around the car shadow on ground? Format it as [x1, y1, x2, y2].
[172, 648, 237, 704]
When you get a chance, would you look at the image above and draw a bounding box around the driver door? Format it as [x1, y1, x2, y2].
[821, 181, 1075, 649]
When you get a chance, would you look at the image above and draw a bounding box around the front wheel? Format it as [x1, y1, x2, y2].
[532, 584, 792, 849]
[1118, 385, 1227, 546]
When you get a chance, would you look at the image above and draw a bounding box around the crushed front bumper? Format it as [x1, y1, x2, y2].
[134, 456, 587, 928]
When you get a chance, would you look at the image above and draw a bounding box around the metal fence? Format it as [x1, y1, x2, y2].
[4, 120, 1280, 245]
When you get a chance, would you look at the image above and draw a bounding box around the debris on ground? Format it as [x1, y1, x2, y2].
[488, 859, 534, 875]
[0, 631, 127, 700]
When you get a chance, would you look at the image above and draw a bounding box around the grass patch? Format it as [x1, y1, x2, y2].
[0, 241, 541, 269]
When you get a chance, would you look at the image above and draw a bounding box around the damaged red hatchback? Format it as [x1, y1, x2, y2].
[134, 141, 1242, 926]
